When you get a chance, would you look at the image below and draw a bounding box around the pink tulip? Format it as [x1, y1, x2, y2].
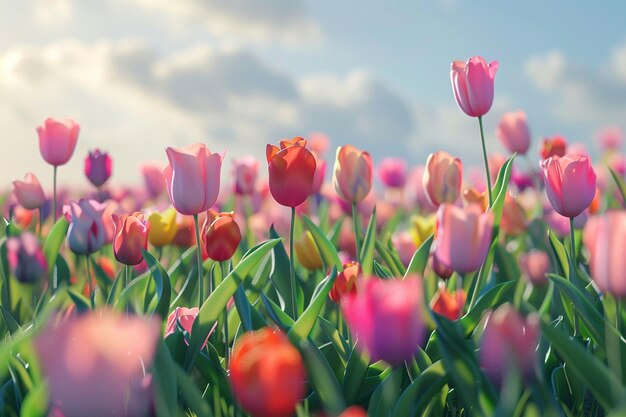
[423, 151, 463, 207]
[12, 173, 46, 210]
[342, 277, 425, 367]
[140, 162, 166, 198]
[435, 203, 493, 274]
[311, 156, 327, 194]
[450, 56, 498, 118]
[480, 304, 539, 385]
[377, 157, 407, 188]
[164, 143, 223, 215]
[540, 153, 596, 218]
[84, 149, 113, 187]
[308, 132, 331, 156]
[496, 110, 531, 155]
[333, 145, 373, 204]
[584, 211, 626, 297]
[37, 117, 80, 166]
[164, 306, 213, 349]
[112, 212, 150, 266]
[392, 231, 417, 267]
[596, 125, 623, 151]
[66, 199, 108, 255]
[519, 250, 550, 286]
[232, 156, 259, 195]
[34, 309, 159, 417]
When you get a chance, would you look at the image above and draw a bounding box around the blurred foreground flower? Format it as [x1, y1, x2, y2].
[34, 309, 159, 417]
[230, 328, 306, 417]
[12, 173, 46, 210]
[7, 232, 47, 283]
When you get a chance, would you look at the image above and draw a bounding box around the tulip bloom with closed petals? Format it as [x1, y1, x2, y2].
[584, 211, 626, 297]
[463, 188, 489, 212]
[540, 153, 597, 218]
[540, 135, 567, 160]
[34, 309, 160, 417]
[112, 212, 150, 266]
[333, 145, 373, 204]
[480, 304, 540, 386]
[66, 199, 108, 255]
[450, 56, 498, 118]
[37, 117, 80, 167]
[164, 143, 223, 215]
[266, 137, 316, 208]
[230, 328, 306, 417]
[12, 173, 46, 210]
[435, 204, 494, 274]
[423, 151, 463, 206]
[232, 156, 259, 196]
[377, 157, 407, 188]
[202, 211, 241, 262]
[164, 306, 213, 348]
[84, 149, 113, 187]
[148, 208, 178, 247]
[496, 110, 531, 155]
[7, 232, 47, 283]
[329, 262, 359, 303]
[294, 230, 323, 271]
[519, 250, 550, 286]
[140, 162, 166, 198]
[431, 283, 466, 321]
[342, 277, 425, 367]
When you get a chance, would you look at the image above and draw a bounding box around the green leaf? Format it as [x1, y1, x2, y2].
[548, 231, 569, 277]
[341, 346, 369, 403]
[174, 365, 214, 417]
[368, 367, 404, 417]
[392, 360, 449, 417]
[19, 382, 48, 417]
[302, 215, 343, 272]
[261, 292, 294, 330]
[151, 342, 178, 417]
[318, 316, 349, 363]
[186, 239, 280, 369]
[490, 154, 515, 226]
[542, 320, 626, 410]
[359, 207, 377, 276]
[460, 281, 516, 337]
[90, 257, 113, 298]
[67, 290, 90, 312]
[609, 166, 626, 208]
[142, 249, 172, 319]
[269, 226, 298, 315]
[288, 267, 337, 344]
[404, 234, 433, 278]
[42, 217, 69, 277]
[0, 305, 20, 334]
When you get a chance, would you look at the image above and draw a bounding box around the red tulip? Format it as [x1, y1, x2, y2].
[266, 137, 316, 208]
[333, 145, 373, 204]
[112, 212, 150, 266]
[450, 56, 498, 118]
[84, 149, 113, 187]
[37, 117, 80, 166]
[164, 143, 223, 215]
[540, 135, 567, 160]
[540, 153, 596, 218]
[431, 283, 466, 321]
[230, 328, 306, 417]
[496, 110, 531, 155]
[12, 173, 46, 210]
[202, 211, 241, 261]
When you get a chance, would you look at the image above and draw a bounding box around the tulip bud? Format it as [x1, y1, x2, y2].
[164, 306, 212, 349]
[294, 230, 323, 271]
[540, 153, 596, 218]
[480, 304, 539, 386]
[232, 156, 259, 196]
[147, 208, 178, 247]
[12, 173, 46, 210]
[37, 117, 80, 167]
[435, 204, 494, 274]
[7, 232, 47, 283]
[202, 211, 241, 262]
[266, 138, 316, 208]
[584, 211, 626, 297]
[519, 250, 550, 286]
[66, 199, 108, 255]
[112, 212, 151, 266]
[409, 214, 435, 248]
[84, 149, 113, 187]
[496, 110, 531, 155]
[342, 276, 425, 367]
[377, 157, 407, 189]
[164, 144, 223, 215]
[230, 328, 306, 417]
[450, 56, 498, 118]
[423, 151, 463, 207]
[431, 250, 454, 280]
[540, 135, 567, 160]
[431, 282, 466, 321]
[333, 145, 373, 204]
[329, 262, 359, 303]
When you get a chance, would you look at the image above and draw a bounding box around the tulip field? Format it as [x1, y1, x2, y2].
[2, 55, 626, 417]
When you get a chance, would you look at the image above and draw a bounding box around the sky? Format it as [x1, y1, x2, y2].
[1, 0, 625, 189]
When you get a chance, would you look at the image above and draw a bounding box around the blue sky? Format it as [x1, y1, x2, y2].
[1, 0, 625, 187]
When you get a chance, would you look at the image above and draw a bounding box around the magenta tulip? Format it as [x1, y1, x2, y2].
[37, 117, 80, 167]
[12, 173, 46, 210]
[540, 153, 596, 218]
[496, 110, 531, 155]
[84, 149, 113, 187]
[435, 203, 493, 274]
[450, 56, 498, 118]
[584, 211, 626, 297]
[377, 157, 407, 188]
[342, 277, 425, 366]
[164, 143, 223, 215]
[232, 156, 259, 195]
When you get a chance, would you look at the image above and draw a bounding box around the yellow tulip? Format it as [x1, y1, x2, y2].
[409, 214, 435, 248]
[148, 208, 178, 247]
[294, 230, 323, 271]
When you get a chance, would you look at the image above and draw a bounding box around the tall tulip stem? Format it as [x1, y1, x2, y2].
[220, 260, 230, 366]
[38, 208, 42, 238]
[52, 166, 58, 221]
[352, 202, 362, 262]
[617, 298, 623, 336]
[478, 116, 493, 207]
[193, 214, 203, 308]
[85, 255, 94, 309]
[569, 217, 576, 279]
[289, 207, 297, 319]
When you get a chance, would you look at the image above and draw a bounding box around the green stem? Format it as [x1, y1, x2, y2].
[37, 207, 42, 238]
[456, 274, 464, 319]
[569, 217, 576, 280]
[617, 298, 623, 336]
[478, 116, 493, 207]
[352, 202, 362, 262]
[52, 166, 58, 221]
[221, 261, 230, 366]
[193, 214, 203, 308]
[85, 255, 94, 309]
[125, 264, 130, 288]
[289, 206, 297, 319]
